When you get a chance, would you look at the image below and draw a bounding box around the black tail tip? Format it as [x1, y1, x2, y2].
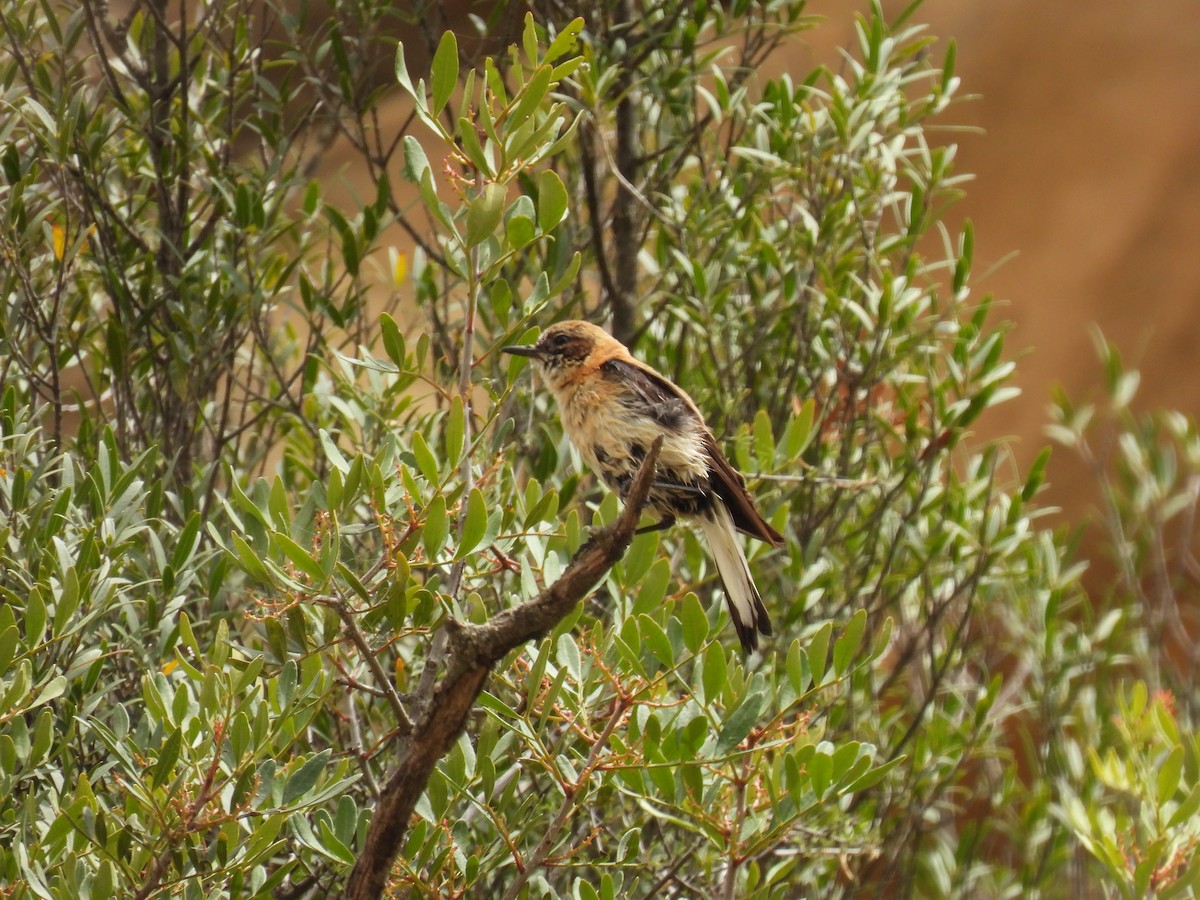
[732, 613, 772, 655]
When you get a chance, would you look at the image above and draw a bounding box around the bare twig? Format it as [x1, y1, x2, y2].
[345, 437, 663, 900]
[330, 594, 414, 736]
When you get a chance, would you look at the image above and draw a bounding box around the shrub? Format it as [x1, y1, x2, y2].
[3, 0, 1195, 897]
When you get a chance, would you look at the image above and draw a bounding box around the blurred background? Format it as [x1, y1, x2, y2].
[317, 0, 1200, 531]
[811, 0, 1200, 524]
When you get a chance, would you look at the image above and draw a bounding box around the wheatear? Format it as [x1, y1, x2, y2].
[503, 321, 784, 653]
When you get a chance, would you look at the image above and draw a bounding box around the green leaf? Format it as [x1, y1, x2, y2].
[30, 675, 66, 708]
[178, 611, 201, 658]
[484, 56, 508, 109]
[302, 180, 320, 216]
[715, 691, 764, 755]
[419, 167, 453, 231]
[833, 609, 867, 676]
[521, 12, 538, 64]
[25, 588, 45, 646]
[543, 18, 584, 64]
[537, 169, 568, 232]
[458, 117, 493, 177]
[702, 642, 727, 703]
[843, 755, 904, 795]
[229, 475, 270, 530]
[1022, 446, 1051, 502]
[333, 212, 360, 276]
[831, 740, 862, 781]
[380, 313, 406, 367]
[623, 531, 658, 586]
[783, 398, 816, 458]
[268, 475, 290, 531]
[273, 533, 325, 584]
[424, 495, 449, 559]
[638, 614, 673, 667]
[806, 621, 832, 687]
[633, 559, 671, 615]
[210, 618, 231, 669]
[327, 465, 344, 512]
[1157, 745, 1184, 804]
[153, 729, 183, 787]
[556, 633, 581, 681]
[1, 661, 31, 715]
[678, 592, 708, 655]
[550, 57, 585, 82]
[172, 512, 203, 573]
[753, 409, 775, 469]
[466, 182, 506, 247]
[403, 135, 431, 183]
[283, 750, 331, 805]
[395, 41, 415, 95]
[232, 533, 275, 586]
[30, 709, 52, 766]
[457, 488, 487, 558]
[445, 397, 465, 465]
[1168, 782, 1200, 829]
[506, 214, 536, 250]
[785, 638, 806, 695]
[320, 429, 351, 475]
[505, 64, 552, 135]
[0, 625, 19, 674]
[412, 431, 440, 483]
[809, 746, 832, 798]
[317, 818, 358, 866]
[430, 31, 459, 116]
[52, 568, 81, 636]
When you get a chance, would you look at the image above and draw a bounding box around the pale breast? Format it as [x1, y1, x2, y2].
[557, 379, 711, 492]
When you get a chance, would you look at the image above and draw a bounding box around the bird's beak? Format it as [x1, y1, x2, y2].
[501, 344, 542, 359]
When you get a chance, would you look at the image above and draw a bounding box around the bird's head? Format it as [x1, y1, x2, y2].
[501, 320, 620, 391]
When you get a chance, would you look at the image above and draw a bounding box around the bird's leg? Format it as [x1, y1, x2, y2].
[651, 478, 706, 496]
[631, 479, 702, 533]
[635, 515, 676, 536]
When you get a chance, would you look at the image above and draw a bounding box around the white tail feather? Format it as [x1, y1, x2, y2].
[698, 502, 771, 653]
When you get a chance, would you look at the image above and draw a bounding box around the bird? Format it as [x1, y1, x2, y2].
[502, 320, 784, 653]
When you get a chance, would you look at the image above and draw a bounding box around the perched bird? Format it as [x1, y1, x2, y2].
[502, 320, 784, 653]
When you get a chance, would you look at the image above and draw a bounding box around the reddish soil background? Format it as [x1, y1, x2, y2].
[851, 0, 1200, 520]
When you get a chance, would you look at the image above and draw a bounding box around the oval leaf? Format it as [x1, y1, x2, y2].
[466, 182, 506, 247]
[537, 169, 568, 232]
[430, 31, 459, 115]
[456, 488, 487, 558]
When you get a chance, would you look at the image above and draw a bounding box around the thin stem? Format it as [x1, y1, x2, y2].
[330, 593, 414, 736]
[446, 240, 482, 602]
[722, 759, 750, 900]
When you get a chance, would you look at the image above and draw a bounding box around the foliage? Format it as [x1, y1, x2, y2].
[1045, 333, 1200, 897]
[1, 0, 1195, 897]
[1057, 683, 1200, 899]
[0, 391, 354, 896]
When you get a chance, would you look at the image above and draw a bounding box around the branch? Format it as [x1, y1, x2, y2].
[345, 437, 664, 899]
[330, 592, 413, 736]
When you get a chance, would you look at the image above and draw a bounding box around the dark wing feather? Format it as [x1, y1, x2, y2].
[702, 433, 784, 546]
[600, 358, 784, 547]
[600, 357, 698, 432]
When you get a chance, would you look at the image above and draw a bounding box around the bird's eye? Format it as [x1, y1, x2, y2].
[552, 333, 571, 348]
